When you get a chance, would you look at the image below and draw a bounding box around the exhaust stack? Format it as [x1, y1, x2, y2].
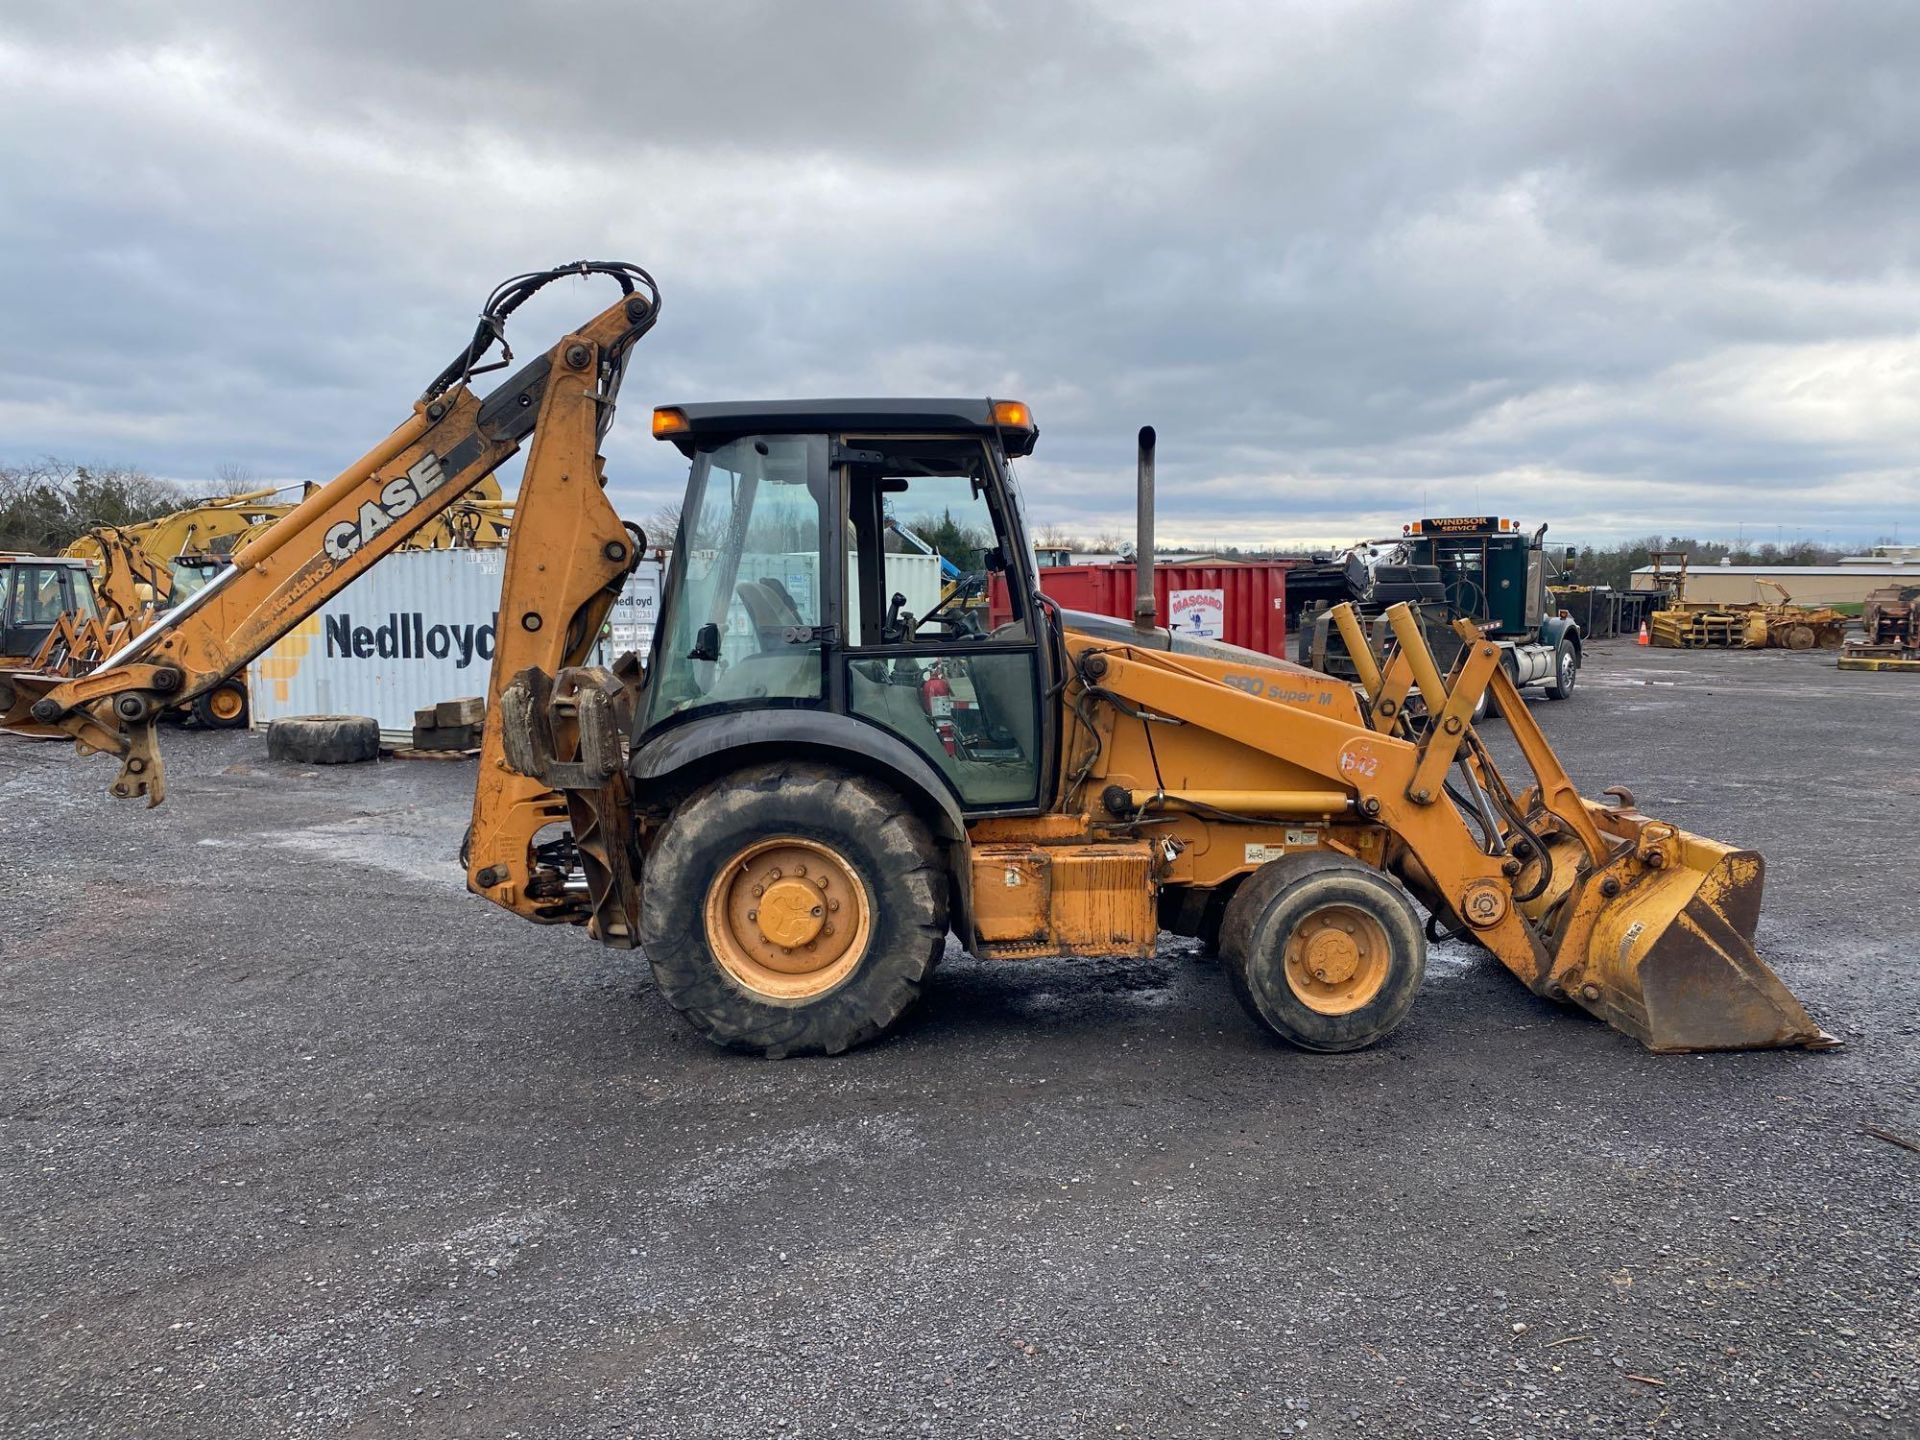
[1134, 425, 1156, 635]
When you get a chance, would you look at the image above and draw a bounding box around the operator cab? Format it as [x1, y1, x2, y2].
[643, 399, 1052, 814]
[0, 555, 98, 663]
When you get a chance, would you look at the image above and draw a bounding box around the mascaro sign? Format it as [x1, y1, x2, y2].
[1168, 587, 1225, 639]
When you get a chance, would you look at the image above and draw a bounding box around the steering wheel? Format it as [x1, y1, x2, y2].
[914, 574, 987, 640]
[1451, 577, 1486, 619]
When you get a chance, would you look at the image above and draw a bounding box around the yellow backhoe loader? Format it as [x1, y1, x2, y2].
[0, 261, 1832, 1057]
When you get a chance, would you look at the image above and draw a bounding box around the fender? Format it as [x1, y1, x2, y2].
[631, 708, 969, 844]
[631, 707, 976, 947]
[1539, 614, 1582, 656]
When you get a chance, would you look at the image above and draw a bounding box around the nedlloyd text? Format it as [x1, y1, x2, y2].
[324, 612, 496, 669]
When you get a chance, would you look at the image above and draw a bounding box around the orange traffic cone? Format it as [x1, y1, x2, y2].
[1637, 620, 1650, 646]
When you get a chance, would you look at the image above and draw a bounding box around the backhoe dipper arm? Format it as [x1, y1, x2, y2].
[0, 262, 660, 837]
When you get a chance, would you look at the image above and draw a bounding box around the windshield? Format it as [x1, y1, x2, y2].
[7, 566, 73, 626]
[169, 559, 228, 606]
[642, 434, 826, 728]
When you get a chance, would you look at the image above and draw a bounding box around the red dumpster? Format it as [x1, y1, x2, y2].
[991, 561, 1292, 659]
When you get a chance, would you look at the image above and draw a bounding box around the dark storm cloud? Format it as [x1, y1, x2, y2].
[2, 1, 1917, 548]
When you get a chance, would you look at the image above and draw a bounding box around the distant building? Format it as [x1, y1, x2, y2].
[1630, 561, 1920, 606]
[1839, 545, 1920, 566]
[1039, 549, 1209, 568]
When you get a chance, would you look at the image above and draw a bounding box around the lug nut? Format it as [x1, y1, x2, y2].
[752, 884, 764, 897]
[747, 910, 758, 922]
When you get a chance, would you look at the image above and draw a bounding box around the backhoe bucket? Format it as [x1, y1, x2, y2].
[1561, 815, 1834, 1052]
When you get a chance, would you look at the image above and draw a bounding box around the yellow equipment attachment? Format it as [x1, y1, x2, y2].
[1308, 602, 1830, 1050]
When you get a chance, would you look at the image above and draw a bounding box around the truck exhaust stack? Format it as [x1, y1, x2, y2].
[1134, 425, 1156, 635]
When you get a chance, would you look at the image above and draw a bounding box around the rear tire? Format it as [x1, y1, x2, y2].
[639, 762, 948, 1057]
[1544, 638, 1578, 699]
[1220, 852, 1426, 1052]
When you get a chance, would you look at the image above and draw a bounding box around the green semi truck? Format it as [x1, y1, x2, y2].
[1298, 516, 1583, 711]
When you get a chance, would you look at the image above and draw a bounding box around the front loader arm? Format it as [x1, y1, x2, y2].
[1079, 605, 1830, 1053]
[87, 525, 173, 628]
[0, 262, 659, 940]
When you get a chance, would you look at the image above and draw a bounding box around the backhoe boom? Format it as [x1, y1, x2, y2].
[0, 261, 658, 928]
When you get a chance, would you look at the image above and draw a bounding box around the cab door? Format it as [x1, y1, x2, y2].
[836, 436, 1049, 814]
[1, 563, 78, 661]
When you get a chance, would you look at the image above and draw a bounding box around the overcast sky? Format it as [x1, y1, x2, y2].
[3, 1, 1918, 550]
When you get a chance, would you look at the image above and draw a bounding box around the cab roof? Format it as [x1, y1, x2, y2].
[654, 398, 1037, 458]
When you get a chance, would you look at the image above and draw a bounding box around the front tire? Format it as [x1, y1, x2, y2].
[639, 762, 948, 1057]
[1544, 638, 1578, 699]
[1219, 853, 1426, 1052]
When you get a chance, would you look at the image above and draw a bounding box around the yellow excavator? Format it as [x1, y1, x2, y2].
[0, 261, 1831, 1058]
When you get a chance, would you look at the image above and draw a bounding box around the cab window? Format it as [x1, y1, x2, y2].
[642, 434, 828, 728]
[9, 566, 69, 625]
[841, 437, 1042, 810]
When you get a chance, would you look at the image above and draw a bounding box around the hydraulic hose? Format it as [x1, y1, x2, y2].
[420, 260, 662, 405]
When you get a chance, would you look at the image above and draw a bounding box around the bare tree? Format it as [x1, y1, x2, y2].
[210, 461, 257, 495]
[644, 499, 683, 549]
[0, 458, 188, 553]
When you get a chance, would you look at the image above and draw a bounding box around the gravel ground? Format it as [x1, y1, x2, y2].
[0, 641, 1914, 1439]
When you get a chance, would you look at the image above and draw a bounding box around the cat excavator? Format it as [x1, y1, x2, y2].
[0, 261, 1831, 1058]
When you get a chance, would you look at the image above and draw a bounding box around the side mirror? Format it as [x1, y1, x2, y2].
[689, 622, 721, 661]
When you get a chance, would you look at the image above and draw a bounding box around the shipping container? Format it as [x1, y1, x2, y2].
[249, 549, 665, 744]
[991, 561, 1291, 658]
[603, 556, 662, 659]
[246, 546, 942, 743]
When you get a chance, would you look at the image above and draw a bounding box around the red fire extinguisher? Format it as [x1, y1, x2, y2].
[920, 664, 957, 756]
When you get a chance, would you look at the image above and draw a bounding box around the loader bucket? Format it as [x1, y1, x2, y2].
[1569, 821, 1835, 1052]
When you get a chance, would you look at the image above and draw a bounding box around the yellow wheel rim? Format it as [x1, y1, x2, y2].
[207, 685, 245, 721]
[704, 838, 872, 1001]
[1282, 904, 1391, 1015]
